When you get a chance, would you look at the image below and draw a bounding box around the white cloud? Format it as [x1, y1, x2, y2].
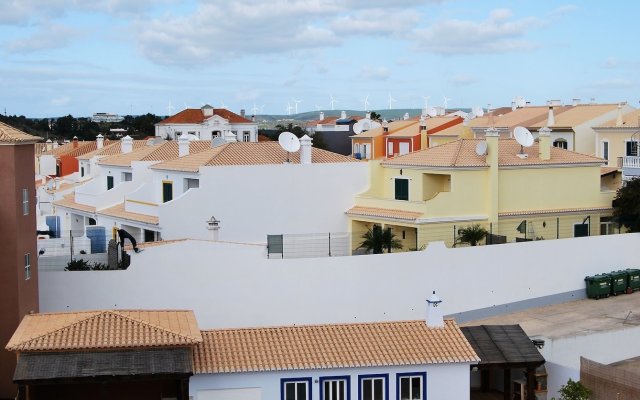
[602, 57, 619, 69]
[5, 22, 81, 53]
[449, 74, 477, 86]
[549, 4, 578, 18]
[50, 96, 70, 106]
[358, 65, 391, 80]
[330, 9, 419, 36]
[411, 8, 543, 55]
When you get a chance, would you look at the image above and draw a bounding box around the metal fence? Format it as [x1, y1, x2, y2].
[267, 232, 351, 259]
[581, 356, 640, 399]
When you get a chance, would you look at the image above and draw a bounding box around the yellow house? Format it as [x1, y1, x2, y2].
[593, 109, 640, 181]
[347, 128, 616, 251]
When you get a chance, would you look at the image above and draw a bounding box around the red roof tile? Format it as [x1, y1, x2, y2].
[158, 108, 252, 124]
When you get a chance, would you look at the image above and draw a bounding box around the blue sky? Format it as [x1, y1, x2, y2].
[0, 0, 638, 118]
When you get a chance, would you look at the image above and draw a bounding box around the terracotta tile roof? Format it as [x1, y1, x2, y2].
[53, 194, 96, 213]
[77, 140, 149, 160]
[597, 109, 640, 128]
[601, 166, 619, 176]
[6, 310, 202, 352]
[428, 123, 466, 137]
[498, 206, 613, 217]
[346, 206, 424, 222]
[151, 142, 359, 172]
[192, 319, 478, 374]
[382, 139, 604, 168]
[0, 121, 42, 144]
[62, 142, 98, 158]
[317, 116, 339, 125]
[352, 120, 418, 138]
[97, 202, 159, 225]
[529, 104, 620, 129]
[97, 143, 162, 166]
[140, 140, 212, 162]
[469, 106, 553, 130]
[158, 108, 252, 124]
[40, 142, 77, 156]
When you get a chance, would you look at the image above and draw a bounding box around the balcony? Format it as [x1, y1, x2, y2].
[618, 156, 640, 179]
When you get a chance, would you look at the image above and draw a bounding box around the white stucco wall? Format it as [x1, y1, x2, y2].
[38, 233, 640, 329]
[39, 154, 57, 176]
[190, 363, 470, 400]
[158, 162, 370, 242]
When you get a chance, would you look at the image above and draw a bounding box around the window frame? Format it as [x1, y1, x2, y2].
[320, 375, 350, 400]
[601, 140, 609, 163]
[396, 372, 427, 400]
[22, 188, 29, 215]
[394, 178, 409, 201]
[24, 253, 31, 280]
[625, 139, 638, 157]
[243, 131, 251, 142]
[281, 377, 312, 400]
[106, 175, 114, 190]
[552, 139, 568, 149]
[358, 373, 388, 400]
[162, 180, 173, 203]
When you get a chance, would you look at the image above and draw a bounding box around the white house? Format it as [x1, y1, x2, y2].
[190, 298, 478, 400]
[155, 105, 258, 142]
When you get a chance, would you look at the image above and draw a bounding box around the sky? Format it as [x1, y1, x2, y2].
[0, 0, 638, 118]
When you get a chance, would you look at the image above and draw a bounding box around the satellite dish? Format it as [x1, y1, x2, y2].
[353, 121, 363, 134]
[427, 107, 438, 117]
[278, 131, 301, 152]
[513, 126, 534, 147]
[475, 140, 488, 156]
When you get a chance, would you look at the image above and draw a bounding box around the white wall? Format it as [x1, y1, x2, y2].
[38, 233, 640, 329]
[158, 162, 370, 242]
[190, 363, 470, 400]
[39, 154, 57, 176]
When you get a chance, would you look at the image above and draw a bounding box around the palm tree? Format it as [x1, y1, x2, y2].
[456, 224, 488, 246]
[357, 225, 403, 254]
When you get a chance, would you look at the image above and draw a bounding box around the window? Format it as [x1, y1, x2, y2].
[243, 131, 251, 142]
[162, 181, 173, 203]
[388, 142, 393, 157]
[574, 223, 589, 237]
[399, 142, 410, 155]
[80, 166, 85, 177]
[213, 131, 221, 138]
[107, 176, 114, 190]
[553, 139, 568, 149]
[281, 378, 311, 400]
[22, 188, 29, 215]
[122, 172, 132, 182]
[24, 253, 31, 280]
[626, 140, 638, 156]
[600, 216, 615, 235]
[397, 373, 426, 400]
[175, 131, 182, 137]
[184, 178, 199, 192]
[359, 374, 387, 400]
[395, 178, 409, 201]
[320, 376, 350, 400]
[602, 141, 609, 162]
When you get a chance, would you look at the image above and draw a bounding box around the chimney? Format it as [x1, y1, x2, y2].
[547, 105, 555, 127]
[538, 127, 551, 160]
[53, 141, 59, 149]
[511, 101, 516, 111]
[319, 111, 325, 121]
[425, 291, 444, 328]
[420, 115, 427, 132]
[202, 105, 214, 117]
[382, 119, 389, 134]
[121, 135, 133, 154]
[572, 98, 581, 106]
[240, 109, 245, 118]
[72, 136, 78, 148]
[341, 111, 347, 119]
[485, 127, 500, 224]
[366, 112, 371, 120]
[46, 139, 53, 151]
[616, 103, 624, 127]
[403, 112, 410, 120]
[178, 134, 190, 157]
[300, 134, 313, 164]
[96, 134, 104, 149]
[206, 216, 220, 241]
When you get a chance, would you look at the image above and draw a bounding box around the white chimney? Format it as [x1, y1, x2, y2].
[206, 216, 220, 241]
[547, 105, 555, 127]
[616, 103, 624, 127]
[538, 127, 551, 161]
[319, 111, 325, 121]
[511, 101, 516, 111]
[178, 134, 190, 157]
[426, 291, 444, 328]
[341, 111, 347, 119]
[366, 112, 371, 120]
[121, 135, 133, 154]
[403, 112, 410, 120]
[299, 134, 313, 164]
[96, 134, 104, 149]
[46, 139, 53, 151]
[202, 105, 214, 117]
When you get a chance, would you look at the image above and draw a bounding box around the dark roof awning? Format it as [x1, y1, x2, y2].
[14, 348, 193, 383]
[461, 325, 545, 369]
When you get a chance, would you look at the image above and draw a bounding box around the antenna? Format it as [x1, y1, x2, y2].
[219, 100, 227, 109]
[388, 93, 397, 110]
[167, 102, 174, 116]
[514, 126, 534, 158]
[475, 140, 488, 156]
[278, 131, 301, 162]
[285, 102, 293, 115]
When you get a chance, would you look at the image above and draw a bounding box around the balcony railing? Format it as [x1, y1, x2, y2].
[618, 156, 640, 168]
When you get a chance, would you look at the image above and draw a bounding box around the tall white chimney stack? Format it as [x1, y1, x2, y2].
[178, 134, 190, 157]
[121, 135, 133, 154]
[96, 134, 104, 149]
[616, 103, 624, 127]
[547, 103, 555, 127]
[426, 291, 444, 328]
[299, 134, 313, 164]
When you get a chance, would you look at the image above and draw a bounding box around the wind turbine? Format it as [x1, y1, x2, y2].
[219, 100, 227, 109]
[388, 93, 397, 110]
[285, 102, 293, 115]
[183, 102, 189, 110]
[251, 103, 260, 115]
[329, 94, 339, 111]
[442, 96, 451, 110]
[315, 105, 323, 111]
[361, 95, 371, 112]
[293, 98, 303, 114]
[421, 95, 431, 112]
[167, 102, 174, 116]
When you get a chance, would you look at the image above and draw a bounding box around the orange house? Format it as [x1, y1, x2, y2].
[385, 116, 464, 158]
[351, 120, 417, 160]
[57, 140, 97, 176]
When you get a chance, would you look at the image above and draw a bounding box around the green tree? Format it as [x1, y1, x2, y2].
[275, 122, 306, 138]
[456, 224, 488, 246]
[357, 225, 403, 254]
[369, 111, 382, 122]
[613, 177, 640, 232]
[310, 131, 328, 150]
[554, 378, 591, 400]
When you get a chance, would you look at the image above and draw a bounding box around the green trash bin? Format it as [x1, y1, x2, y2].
[626, 269, 640, 291]
[585, 274, 611, 299]
[610, 270, 628, 296]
